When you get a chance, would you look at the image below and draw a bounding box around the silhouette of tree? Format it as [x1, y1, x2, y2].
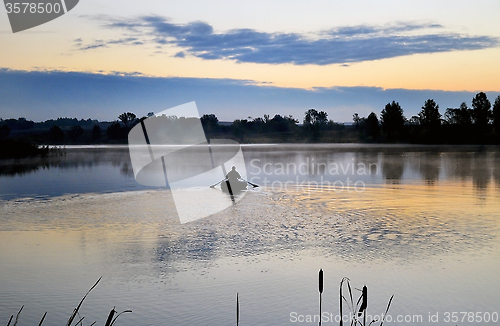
[443, 102, 474, 143]
[106, 122, 126, 140]
[268, 114, 298, 133]
[304, 109, 328, 140]
[92, 125, 102, 141]
[493, 95, 500, 136]
[413, 99, 442, 142]
[381, 101, 405, 140]
[304, 109, 328, 126]
[251, 117, 266, 133]
[232, 119, 249, 141]
[2, 117, 34, 130]
[325, 120, 345, 131]
[365, 112, 380, 140]
[201, 114, 219, 134]
[353, 113, 361, 129]
[118, 112, 137, 129]
[68, 125, 84, 141]
[49, 126, 64, 142]
[0, 125, 10, 139]
[201, 114, 218, 125]
[419, 99, 441, 130]
[471, 92, 491, 128]
[0, 139, 46, 159]
[444, 102, 473, 126]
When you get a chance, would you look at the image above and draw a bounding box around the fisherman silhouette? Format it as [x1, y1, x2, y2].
[226, 166, 241, 182]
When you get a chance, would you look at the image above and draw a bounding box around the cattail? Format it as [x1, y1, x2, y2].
[318, 269, 323, 326]
[104, 308, 116, 326]
[236, 293, 240, 326]
[360, 285, 367, 313]
[358, 285, 367, 318]
[319, 269, 324, 294]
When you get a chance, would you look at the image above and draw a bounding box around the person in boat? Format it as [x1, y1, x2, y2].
[223, 166, 247, 193]
[225, 166, 241, 182]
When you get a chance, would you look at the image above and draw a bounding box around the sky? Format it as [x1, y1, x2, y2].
[1, 0, 500, 122]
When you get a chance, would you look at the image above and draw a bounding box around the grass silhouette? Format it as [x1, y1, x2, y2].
[5, 272, 392, 326]
[339, 276, 394, 326]
[5, 278, 131, 326]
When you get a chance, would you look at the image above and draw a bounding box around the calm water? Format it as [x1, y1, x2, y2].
[1, 145, 499, 325]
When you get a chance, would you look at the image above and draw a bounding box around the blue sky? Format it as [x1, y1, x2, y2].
[1, 0, 500, 122]
[1, 68, 497, 122]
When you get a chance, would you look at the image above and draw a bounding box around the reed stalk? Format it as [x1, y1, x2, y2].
[236, 293, 240, 326]
[4, 278, 131, 326]
[12, 306, 23, 326]
[319, 269, 323, 326]
[37, 312, 47, 326]
[66, 277, 101, 326]
[339, 277, 393, 326]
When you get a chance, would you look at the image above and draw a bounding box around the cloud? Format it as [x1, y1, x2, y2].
[76, 16, 499, 65]
[74, 36, 142, 50]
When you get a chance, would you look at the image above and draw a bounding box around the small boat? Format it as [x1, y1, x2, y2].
[221, 180, 248, 193]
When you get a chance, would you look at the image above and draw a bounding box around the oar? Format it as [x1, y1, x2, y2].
[209, 179, 226, 188]
[241, 179, 259, 187]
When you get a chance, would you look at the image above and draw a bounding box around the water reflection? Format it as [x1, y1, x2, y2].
[471, 151, 491, 190]
[2, 149, 500, 326]
[0, 147, 133, 177]
[1, 145, 500, 200]
[445, 152, 473, 181]
[409, 152, 441, 184]
[354, 151, 379, 176]
[2, 183, 499, 270]
[494, 152, 500, 187]
[381, 153, 405, 182]
[120, 161, 134, 177]
[0, 147, 155, 200]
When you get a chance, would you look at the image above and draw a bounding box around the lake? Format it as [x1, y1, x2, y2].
[1, 144, 499, 326]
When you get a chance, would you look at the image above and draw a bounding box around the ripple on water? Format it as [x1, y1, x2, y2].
[2, 183, 499, 268]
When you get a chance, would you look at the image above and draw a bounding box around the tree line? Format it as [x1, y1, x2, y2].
[1, 92, 500, 146]
[353, 92, 500, 144]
